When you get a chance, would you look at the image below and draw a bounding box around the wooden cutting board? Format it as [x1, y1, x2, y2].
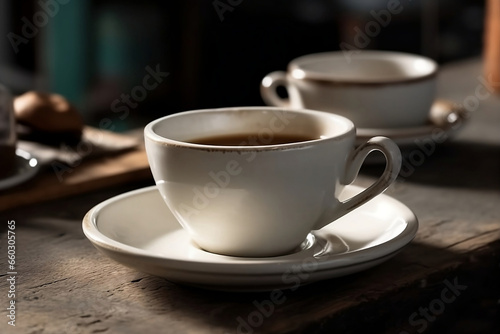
[0, 128, 153, 211]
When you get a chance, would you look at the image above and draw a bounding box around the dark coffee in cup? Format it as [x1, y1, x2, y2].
[189, 133, 317, 146]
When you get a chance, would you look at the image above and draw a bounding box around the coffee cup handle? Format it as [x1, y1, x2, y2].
[260, 71, 290, 107]
[315, 136, 402, 230]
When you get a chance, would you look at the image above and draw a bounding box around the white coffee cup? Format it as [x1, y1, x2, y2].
[144, 107, 402, 257]
[261, 50, 438, 129]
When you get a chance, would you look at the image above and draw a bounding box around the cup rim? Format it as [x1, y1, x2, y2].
[144, 107, 355, 151]
[288, 50, 438, 86]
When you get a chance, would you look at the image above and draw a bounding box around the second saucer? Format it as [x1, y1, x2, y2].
[356, 99, 468, 147]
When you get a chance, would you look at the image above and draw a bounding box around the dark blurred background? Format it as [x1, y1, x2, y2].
[0, 0, 486, 131]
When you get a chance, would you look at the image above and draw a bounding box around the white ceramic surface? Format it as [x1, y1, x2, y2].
[261, 50, 438, 129]
[356, 99, 468, 147]
[0, 149, 40, 190]
[82, 185, 418, 292]
[144, 107, 401, 257]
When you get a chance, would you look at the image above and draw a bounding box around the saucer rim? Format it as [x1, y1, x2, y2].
[356, 99, 467, 146]
[0, 149, 40, 190]
[83, 185, 419, 276]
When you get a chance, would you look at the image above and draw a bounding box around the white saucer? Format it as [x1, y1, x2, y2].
[83, 185, 418, 292]
[0, 149, 40, 190]
[356, 99, 467, 147]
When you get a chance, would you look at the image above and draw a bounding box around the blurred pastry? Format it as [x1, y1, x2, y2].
[14, 91, 84, 145]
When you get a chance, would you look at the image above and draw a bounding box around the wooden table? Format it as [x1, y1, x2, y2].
[1, 58, 499, 334]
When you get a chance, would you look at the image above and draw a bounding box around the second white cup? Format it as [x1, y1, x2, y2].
[261, 50, 438, 129]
